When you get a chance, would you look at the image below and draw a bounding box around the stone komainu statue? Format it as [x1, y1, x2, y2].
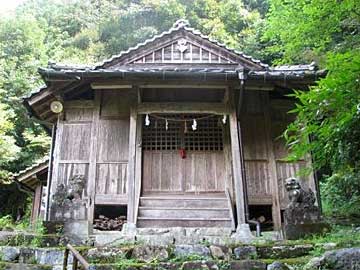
[51, 175, 86, 220]
[283, 177, 329, 239]
[285, 177, 316, 209]
[284, 177, 320, 224]
[66, 174, 85, 201]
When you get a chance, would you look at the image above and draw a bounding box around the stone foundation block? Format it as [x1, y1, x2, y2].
[229, 260, 266, 270]
[132, 246, 169, 263]
[209, 245, 232, 260]
[1, 246, 20, 262]
[181, 261, 218, 270]
[135, 234, 174, 246]
[233, 246, 257, 260]
[257, 244, 313, 259]
[267, 261, 291, 270]
[174, 245, 211, 258]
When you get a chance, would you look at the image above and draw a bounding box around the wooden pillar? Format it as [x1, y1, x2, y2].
[134, 116, 143, 224]
[127, 104, 138, 223]
[229, 108, 246, 225]
[87, 91, 101, 224]
[47, 114, 64, 220]
[45, 124, 56, 221]
[31, 183, 43, 225]
[263, 94, 282, 231]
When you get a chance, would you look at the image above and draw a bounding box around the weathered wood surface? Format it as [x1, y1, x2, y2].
[269, 98, 317, 209]
[100, 90, 130, 119]
[31, 184, 43, 224]
[95, 194, 127, 205]
[229, 103, 246, 225]
[141, 88, 225, 103]
[87, 91, 100, 224]
[96, 163, 127, 194]
[97, 120, 129, 161]
[127, 105, 138, 223]
[130, 39, 236, 64]
[48, 92, 132, 221]
[49, 106, 93, 221]
[142, 151, 227, 194]
[134, 113, 143, 224]
[95, 91, 130, 202]
[263, 93, 282, 230]
[137, 196, 231, 228]
[241, 91, 273, 206]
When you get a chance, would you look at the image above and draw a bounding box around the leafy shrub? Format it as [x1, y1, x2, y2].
[321, 170, 360, 217]
[0, 215, 14, 230]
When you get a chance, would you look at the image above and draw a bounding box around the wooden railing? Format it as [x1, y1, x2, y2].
[63, 244, 90, 270]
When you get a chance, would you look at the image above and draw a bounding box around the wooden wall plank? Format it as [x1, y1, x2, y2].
[142, 151, 226, 194]
[100, 90, 131, 118]
[263, 93, 282, 230]
[97, 120, 130, 161]
[60, 124, 91, 161]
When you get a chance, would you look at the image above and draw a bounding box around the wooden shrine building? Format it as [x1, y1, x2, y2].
[22, 20, 324, 234]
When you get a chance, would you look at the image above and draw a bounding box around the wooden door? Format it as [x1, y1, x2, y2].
[142, 150, 226, 194]
[142, 114, 227, 195]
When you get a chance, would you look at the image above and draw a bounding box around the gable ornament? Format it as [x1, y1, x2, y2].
[177, 39, 188, 53]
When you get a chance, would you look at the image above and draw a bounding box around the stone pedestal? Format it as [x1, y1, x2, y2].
[283, 222, 330, 240]
[282, 177, 329, 240]
[121, 222, 137, 236]
[231, 224, 255, 244]
[63, 220, 91, 245]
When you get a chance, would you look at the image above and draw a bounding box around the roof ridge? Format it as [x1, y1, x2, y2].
[93, 20, 269, 69]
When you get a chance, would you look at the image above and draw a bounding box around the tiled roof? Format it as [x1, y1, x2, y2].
[36, 65, 325, 81]
[13, 158, 49, 181]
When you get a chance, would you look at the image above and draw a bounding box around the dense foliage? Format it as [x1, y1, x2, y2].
[265, 0, 360, 216]
[0, 0, 359, 218]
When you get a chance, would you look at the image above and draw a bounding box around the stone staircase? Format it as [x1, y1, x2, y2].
[137, 196, 232, 228]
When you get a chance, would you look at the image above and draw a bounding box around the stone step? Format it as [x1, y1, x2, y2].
[140, 196, 228, 208]
[137, 217, 232, 228]
[138, 207, 230, 219]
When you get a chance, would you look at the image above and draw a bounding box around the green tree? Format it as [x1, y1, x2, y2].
[0, 103, 20, 182]
[265, 0, 360, 216]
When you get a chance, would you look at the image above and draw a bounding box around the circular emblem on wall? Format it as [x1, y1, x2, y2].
[50, 100, 64, 114]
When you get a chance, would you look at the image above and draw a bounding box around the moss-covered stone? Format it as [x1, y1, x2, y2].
[0, 262, 52, 270]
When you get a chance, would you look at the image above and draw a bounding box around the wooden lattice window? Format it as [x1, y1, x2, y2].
[142, 114, 224, 151]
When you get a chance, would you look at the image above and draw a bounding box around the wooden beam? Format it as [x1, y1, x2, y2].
[28, 81, 79, 106]
[91, 83, 132, 89]
[87, 79, 239, 88]
[244, 85, 274, 91]
[95, 194, 127, 205]
[64, 100, 94, 109]
[229, 105, 246, 225]
[127, 104, 138, 224]
[138, 102, 230, 115]
[140, 84, 228, 89]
